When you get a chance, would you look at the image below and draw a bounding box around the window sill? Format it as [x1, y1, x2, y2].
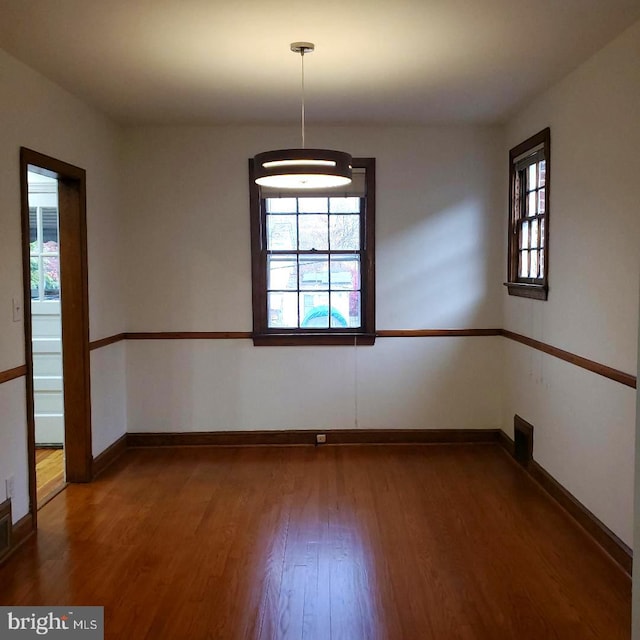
[252, 333, 376, 346]
[504, 282, 548, 300]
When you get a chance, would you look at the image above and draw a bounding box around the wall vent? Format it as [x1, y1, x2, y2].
[0, 499, 11, 562]
[514, 415, 534, 466]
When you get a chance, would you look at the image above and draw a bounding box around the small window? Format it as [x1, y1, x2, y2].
[506, 128, 550, 300]
[249, 158, 376, 346]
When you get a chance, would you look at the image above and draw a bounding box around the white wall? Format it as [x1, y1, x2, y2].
[123, 125, 504, 433]
[502, 21, 640, 546]
[0, 48, 127, 522]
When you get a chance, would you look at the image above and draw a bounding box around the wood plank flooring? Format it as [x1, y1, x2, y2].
[0, 445, 631, 639]
[35, 448, 65, 507]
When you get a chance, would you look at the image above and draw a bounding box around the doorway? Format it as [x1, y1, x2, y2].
[28, 171, 66, 506]
[20, 148, 93, 525]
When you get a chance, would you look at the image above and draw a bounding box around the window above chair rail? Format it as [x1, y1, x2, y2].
[248, 158, 376, 346]
[505, 128, 550, 300]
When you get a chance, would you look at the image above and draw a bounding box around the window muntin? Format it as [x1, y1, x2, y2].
[507, 128, 550, 300]
[250, 158, 375, 345]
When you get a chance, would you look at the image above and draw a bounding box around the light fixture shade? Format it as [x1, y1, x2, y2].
[254, 149, 352, 189]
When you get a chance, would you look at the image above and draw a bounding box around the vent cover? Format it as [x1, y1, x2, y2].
[514, 415, 534, 466]
[0, 499, 11, 562]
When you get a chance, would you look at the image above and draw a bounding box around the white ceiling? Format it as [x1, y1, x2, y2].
[1, 0, 639, 126]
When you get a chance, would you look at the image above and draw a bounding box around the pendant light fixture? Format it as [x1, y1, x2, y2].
[253, 42, 352, 190]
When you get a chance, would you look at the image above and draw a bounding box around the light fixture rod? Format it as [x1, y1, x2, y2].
[291, 42, 314, 149]
[301, 49, 305, 148]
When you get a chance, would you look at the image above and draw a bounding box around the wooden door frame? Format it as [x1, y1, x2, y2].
[20, 148, 93, 526]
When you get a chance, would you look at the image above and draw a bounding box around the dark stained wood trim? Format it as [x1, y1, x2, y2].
[0, 513, 35, 567]
[0, 365, 27, 385]
[501, 329, 636, 388]
[127, 429, 502, 448]
[504, 282, 548, 300]
[12, 513, 35, 550]
[20, 150, 38, 531]
[92, 434, 127, 479]
[498, 430, 515, 456]
[55, 159, 93, 483]
[125, 331, 252, 340]
[498, 431, 632, 576]
[377, 329, 501, 338]
[506, 127, 550, 299]
[252, 333, 376, 346]
[89, 333, 127, 351]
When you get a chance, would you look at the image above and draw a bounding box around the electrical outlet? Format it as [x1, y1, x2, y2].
[316, 433, 326, 444]
[12, 297, 23, 323]
[5, 476, 15, 500]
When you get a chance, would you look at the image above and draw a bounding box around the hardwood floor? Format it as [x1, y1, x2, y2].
[35, 448, 65, 507]
[0, 445, 630, 639]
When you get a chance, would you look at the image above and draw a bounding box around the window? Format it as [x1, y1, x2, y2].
[506, 128, 550, 300]
[29, 206, 61, 300]
[249, 158, 376, 345]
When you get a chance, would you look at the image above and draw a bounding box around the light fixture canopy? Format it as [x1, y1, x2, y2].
[253, 42, 352, 190]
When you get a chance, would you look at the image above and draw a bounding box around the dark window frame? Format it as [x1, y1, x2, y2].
[505, 128, 550, 300]
[249, 157, 376, 346]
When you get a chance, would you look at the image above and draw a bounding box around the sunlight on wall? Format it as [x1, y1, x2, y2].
[379, 198, 490, 328]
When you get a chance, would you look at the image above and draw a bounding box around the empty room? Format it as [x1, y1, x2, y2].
[1, 1, 639, 638]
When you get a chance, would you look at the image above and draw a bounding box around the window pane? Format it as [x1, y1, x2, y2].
[43, 256, 61, 299]
[540, 249, 545, 276]
[538, 188, 545, 214]
[329, 197, 360, 213]
[528, 163, 537, 189]
[330, 215, 360, 250]
[267, 215, 297, 250]
[521, 221, 529, 249]
[540, 219, 545, 247]
[30, 257, 40, 299]
[531, 219, 539, 248]
[330, 256, 360, 290]
[300, 292, 330, 328]
[267, 255, 297, 290]
[268, 292, 298, 328]
[298, 197, 328, 214]
[299, 255, 329, 290]
[527, 191, 536, 217]
[530, 250, 539, 279]
[299, 215, 328, 250]
[266, 198, 296, 214]
[331, 291, 360, 328]
[29, 208, 37, 244]
[42, 208, 58, 245]
[519, 251, 528, 278]
[538, 160, 546, 187]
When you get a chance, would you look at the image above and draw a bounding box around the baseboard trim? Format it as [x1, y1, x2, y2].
[498, 432, 632, 576]
[127, 428, 502, 448]
[0, 513, 35, 566]
[92, 434, 128, 479]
